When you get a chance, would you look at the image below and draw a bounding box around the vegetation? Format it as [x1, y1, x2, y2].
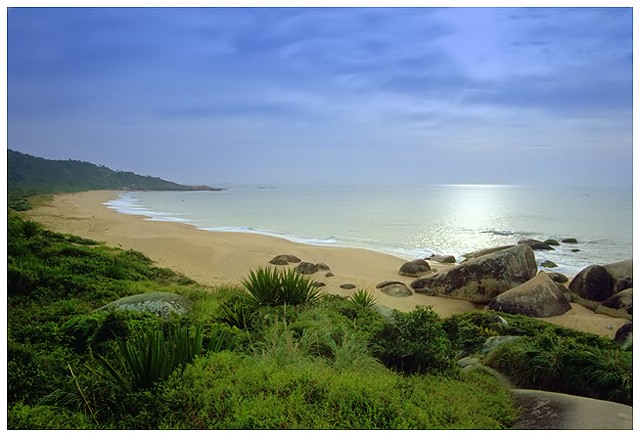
[443, 311, 633, 405]
[7, 212, 632, 429]
[8, 149, 221, 210]
[242, 266, 321, 306]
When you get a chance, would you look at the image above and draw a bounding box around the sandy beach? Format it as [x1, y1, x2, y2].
[24, 190, 628, 338]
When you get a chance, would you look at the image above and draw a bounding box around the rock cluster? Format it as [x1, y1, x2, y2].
[265, 249, 632, 322]
[411, 244, 537, 304]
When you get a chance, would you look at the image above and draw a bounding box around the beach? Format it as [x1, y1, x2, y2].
[25, 190, 629, 338]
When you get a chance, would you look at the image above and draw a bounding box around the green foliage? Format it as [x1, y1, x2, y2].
[156, 351, 518, 429]
[97, 324, 210, 390]
[443, 310, 618, 356]
[350, 288, 377, 308]
[242, 266, 321, 306]
[8, 402, 95, 430]
[485, 328, 633, 405]
[371, 306, 456, 375]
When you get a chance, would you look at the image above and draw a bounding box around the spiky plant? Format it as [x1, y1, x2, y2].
[242, 266, 321, 306]
[350, 289, 377, 308]
[97, 324, 211, 390]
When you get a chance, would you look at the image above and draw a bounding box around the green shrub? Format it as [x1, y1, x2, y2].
[97, 323, 211, 390]
[485, 328, 633, 405]
[371, 306, 456, 375]
[8, 402, 95, 430]
[242, 266, 320, 306]
[157, 351, 518, 429]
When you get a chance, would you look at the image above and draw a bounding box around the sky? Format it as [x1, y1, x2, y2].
[6, 5, 634, 187]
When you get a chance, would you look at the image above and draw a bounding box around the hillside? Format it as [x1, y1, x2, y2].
[8, 149, 221, 209]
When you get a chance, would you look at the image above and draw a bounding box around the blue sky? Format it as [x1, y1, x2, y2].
[7, 6, 634, 186]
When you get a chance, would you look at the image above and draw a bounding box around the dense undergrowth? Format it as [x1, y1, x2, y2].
[7, 212, 632, 429]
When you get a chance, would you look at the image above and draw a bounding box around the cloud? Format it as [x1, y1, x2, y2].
[7, 7, 633, 186]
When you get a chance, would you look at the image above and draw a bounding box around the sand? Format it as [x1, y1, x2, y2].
[24, 190, 629, 338]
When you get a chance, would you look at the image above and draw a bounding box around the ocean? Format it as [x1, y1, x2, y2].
[104, 184, 633, 276]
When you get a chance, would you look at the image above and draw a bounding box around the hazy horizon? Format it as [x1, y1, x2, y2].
[7, 6, 633, 187]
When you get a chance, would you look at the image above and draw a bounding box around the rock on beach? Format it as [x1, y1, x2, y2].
[486, 272, 572, 317]
[411, 244, 537, 304]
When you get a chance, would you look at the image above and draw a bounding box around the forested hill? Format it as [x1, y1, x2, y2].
[8, 149, 221, 207]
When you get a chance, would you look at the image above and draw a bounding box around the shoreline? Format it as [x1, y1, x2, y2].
[24, 190, 628, 337]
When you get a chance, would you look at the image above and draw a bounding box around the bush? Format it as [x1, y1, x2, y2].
[156, 351, 518, 429]
[242, 266, 320, 306]
[485, 328, 633, 405]
[371, 306, 456, 375]
[8, 402, 95, 430]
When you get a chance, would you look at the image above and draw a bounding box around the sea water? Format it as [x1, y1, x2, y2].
[104, 184, 632, 276]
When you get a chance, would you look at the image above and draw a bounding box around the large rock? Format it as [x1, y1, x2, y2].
[462, 245, 514, 260]
[603, 260, 633, 293]
[429, 255, 456, 264]
[376, 280, 413, 297]
[296, 262, 319, 275]
[98, 292, 193, 317]
[269, 254, 302, 265]
[595, 288, 632, 320]
[568, 264, 612, 301]
[411, 244, 537, 304]
[614, 322, 632, 346]
[518, 239, 555, 250]
[486, 272, 572, 317]
[569, 260, 632, 302]
[399, 259, 431, 277]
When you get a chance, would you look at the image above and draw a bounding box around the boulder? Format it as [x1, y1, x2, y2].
[316, 262, 331, 271]
[376, 280, 413, 297]
[561, 238, 578, 243]
[601, 288, 632, 311]
[296, 262, 319, 275]
[541, 260, 558, 268]
[399, 259, 432, 277]
[518, 239, 555, 250]
[462, 245, 514, 261]
[269, 254, 301, 265]
[544, 239, 560, 246]
[429, 255, 457, 264]
[340, 283, 357, 290]
[411, 244, 537, 304]
[98, 292, 193, 317]
[595, 288, 632, 320]
[614, 322, 632, 346]
[546, 272, 569, 284]
[325, 272, 335, 278]
[568, 264, 612, 301]
[486, 272, 571, 317]
[312, 281, 326, 288]
[603, 260, 633, 293]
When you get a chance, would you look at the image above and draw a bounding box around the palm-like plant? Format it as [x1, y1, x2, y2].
[242, 266, 321, 306]
[350, 289, 377, 308]
[97, 324, 211, 389]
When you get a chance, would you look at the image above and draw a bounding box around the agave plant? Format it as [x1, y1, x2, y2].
[242, 266, 321, 306]
[97, 324, 212, 390]
[350, 289, 377, 308]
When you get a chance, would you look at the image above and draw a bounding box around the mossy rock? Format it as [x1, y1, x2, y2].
[98, 292, 193, 317]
